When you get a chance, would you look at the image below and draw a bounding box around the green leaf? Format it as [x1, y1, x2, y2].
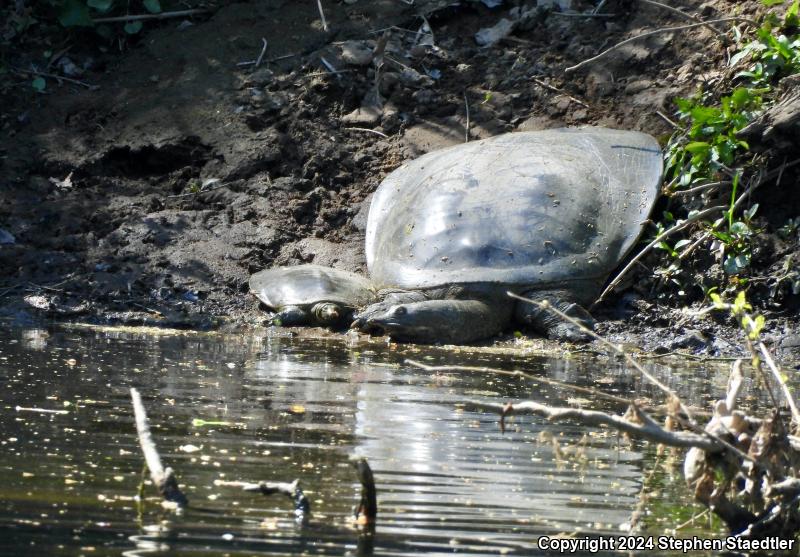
[786, 0, 799, 26]
[674, 239, 691, 250]
[58, 0, 94, 27]
[143, 0, 162, 13]
[124, 21, 143, 34]
[730, 221, 752, 236]
[762, 0, 785, 5]
[87, 0, 114, 12]
[32, 77, 46, 91]
[685, 141, 711, 154]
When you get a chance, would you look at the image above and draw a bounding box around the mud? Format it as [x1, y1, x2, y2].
[1, 0, 798, 363]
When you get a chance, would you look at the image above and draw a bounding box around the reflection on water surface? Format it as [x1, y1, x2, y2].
[0, 325, 724, 556]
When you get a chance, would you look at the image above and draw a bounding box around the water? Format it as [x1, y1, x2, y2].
[0, 324, 725, 556]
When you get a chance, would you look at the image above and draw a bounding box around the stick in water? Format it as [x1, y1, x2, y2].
[130, 388, 188, 507]
[352, 457, 377, 525]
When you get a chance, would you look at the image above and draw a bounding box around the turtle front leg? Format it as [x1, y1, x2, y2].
[270, 305, 310, 327]
[514, 291, 595, 342]
[351, 290, 428, 331]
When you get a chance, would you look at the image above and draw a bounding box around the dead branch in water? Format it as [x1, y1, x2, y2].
[216, 479, 310, 523]
[352, 457, 377, 526]
[130, 388, 188, 507]
[466, 399, 718, 450]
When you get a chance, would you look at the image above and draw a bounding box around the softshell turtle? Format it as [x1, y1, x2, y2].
[250, 264, 376, 327]
[353, 127, 663, 343]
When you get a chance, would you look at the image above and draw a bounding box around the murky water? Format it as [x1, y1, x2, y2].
[0, 325, 728, 556]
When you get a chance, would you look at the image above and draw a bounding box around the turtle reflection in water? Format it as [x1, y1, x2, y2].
[252, 127, 663, 344]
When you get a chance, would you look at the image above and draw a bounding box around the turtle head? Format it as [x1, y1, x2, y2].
[365, 303, 438, 343]
[312, 302, 345, 327]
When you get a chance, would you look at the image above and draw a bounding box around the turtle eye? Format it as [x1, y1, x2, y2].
[393, 306, 407, 316]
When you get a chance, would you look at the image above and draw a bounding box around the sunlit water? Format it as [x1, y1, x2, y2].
[0, 324, 731, 556]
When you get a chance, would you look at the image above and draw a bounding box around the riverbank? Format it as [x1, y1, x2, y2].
[1, 0, 798, 363]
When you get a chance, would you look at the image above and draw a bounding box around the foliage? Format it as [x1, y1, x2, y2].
[709, 290, 765, 341]
[657, 0, 800, 293]
[2, 0, 164, 44]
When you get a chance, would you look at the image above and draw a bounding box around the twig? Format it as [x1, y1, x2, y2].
[299, 69, 353, 78]
[594, 205, 727, 305]
[320, 56, 338, 74]
[463, 90, 470, 143]
[167, 181, 230, 199]
[656, 110, 679, 129]
[531, 77, 589, 108]
[255, 38, 268, 68]
[130, 388, 188, 507]
[639, 0, 723, 37]
[237, 53, 296, 67]
[725, 359, 743, 414]
[12, 67, 97, 90]
[673, 509, 710, 531]
[668, 180, 729, 196]
[406, 359, 634, 406]
[550, 11, 615, 18]
[678, 230, 710, 260]
[15, 406, 69, 415]
[469, 399, 718, 450]
[565, 17, 756, 73]
[758, 342, 800, 426]
[316, 0, 329, 32]
[92, 8, 207, 23]
[235, 478, 310, 523]
[344, 127, 389, 138]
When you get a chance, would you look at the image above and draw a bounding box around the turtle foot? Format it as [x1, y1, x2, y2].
[515, 292, 595, 343]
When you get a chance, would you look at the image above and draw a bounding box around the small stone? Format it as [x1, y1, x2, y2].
[624, 79, 652, 95]
[342, 103, 382, 125]
[0, 228, 15, 245]
[340, 41, 373, 66]
[475, 18, 515, 46]
[246, 67, 274, 87]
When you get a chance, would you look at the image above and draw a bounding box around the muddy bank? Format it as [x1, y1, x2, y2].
[1, 0, 798, 362]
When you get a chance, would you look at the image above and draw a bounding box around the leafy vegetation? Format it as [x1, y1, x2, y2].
[656, 0, 800, 300]
[2, 0, 166, 45]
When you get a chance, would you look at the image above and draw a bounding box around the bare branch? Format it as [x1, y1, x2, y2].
[92, 8, 207, 23]
[130, 388, 188, 507]
[565, 17, 755, 73]
[594, 205, 727, 305]
[758, 342, 800, 426]
[467, 399, 718, 451]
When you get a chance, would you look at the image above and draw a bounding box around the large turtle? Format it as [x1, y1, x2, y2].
[250, 264, 376, 327]
[353, 127, 663, 344]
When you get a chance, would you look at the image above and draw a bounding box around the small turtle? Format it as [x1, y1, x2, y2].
[250, 264, 376, 327]
[353, 127, 663, 343]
